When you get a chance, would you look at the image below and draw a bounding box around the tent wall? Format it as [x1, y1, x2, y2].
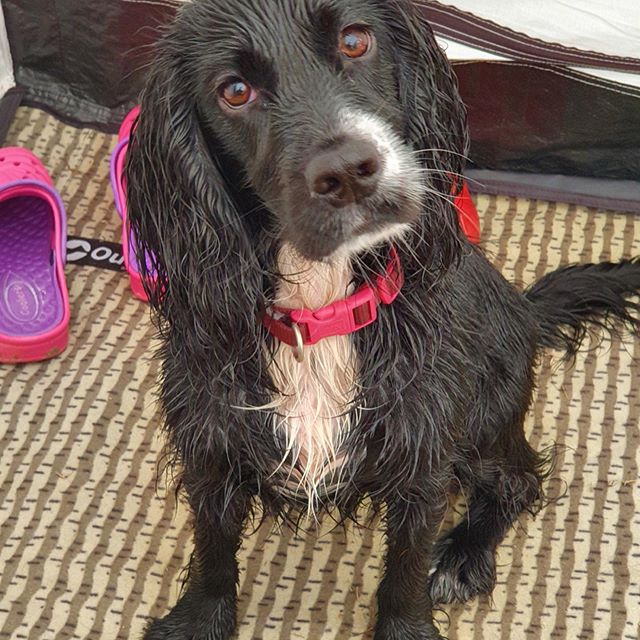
[3, 0, 173, 132]
[0, 1, 20, 143]
[0, 3, 14, 97]
[434, 0, 640, 64]
[2, 0, 639, 207]
[421, 1, 640, 209]
[453, 62, 640, 182]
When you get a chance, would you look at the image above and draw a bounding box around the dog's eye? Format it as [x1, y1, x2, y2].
[219, 78, 256, 110]
[339, 26, 373, 59]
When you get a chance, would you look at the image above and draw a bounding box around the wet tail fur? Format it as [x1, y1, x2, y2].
[525, 259, 640, 356]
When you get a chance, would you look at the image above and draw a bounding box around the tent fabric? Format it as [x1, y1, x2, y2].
[453, 61, 640, 181]
[3, 0, 174, 132]
[0, 3, 20, 142]
[0, 4, 15, 98]
[466, 170, 640, 215]
[419, 1, 640, 184]
[432, 0, 640, 61]
[425, 1, 640, 90]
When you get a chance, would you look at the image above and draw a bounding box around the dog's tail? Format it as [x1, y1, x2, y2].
[524, 259, 640, 356]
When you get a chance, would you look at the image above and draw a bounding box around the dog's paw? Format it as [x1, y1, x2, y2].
[143, 616, 212, 640]
[142, 594, 236, 640]
[374, 618, 445, 640]
[143, 616, 179, 640]
[428, 535, 497, 605]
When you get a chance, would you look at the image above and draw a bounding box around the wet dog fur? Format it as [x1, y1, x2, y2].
[125, 1, 640, 638]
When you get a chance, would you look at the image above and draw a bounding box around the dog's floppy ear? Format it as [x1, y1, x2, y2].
[125, 50, 265, 356]
[384, 0, 469, 188]
[381, 0, 469, 271]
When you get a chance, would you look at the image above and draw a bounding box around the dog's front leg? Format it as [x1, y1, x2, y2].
[374, 497, 446, 640]
[144, 484, 249, 640]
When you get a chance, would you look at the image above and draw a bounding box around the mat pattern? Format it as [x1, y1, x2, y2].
[1, 107, 639, 640]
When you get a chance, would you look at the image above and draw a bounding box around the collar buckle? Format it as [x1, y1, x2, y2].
[289, 286, 378, 346]
[263, 246, 403, 353]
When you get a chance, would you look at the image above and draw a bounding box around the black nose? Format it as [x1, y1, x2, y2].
[305, 139, 382, 207]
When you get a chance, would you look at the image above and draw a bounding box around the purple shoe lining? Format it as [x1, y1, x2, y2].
[110, 137, 156, 278]
[129, 233, 156, 275]
[110, 138, 128, 222]
[0, 196, 64, 337]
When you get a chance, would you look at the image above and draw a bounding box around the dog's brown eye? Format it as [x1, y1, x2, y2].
[339, 26, 373, 59]
[219, 78, 255, 109]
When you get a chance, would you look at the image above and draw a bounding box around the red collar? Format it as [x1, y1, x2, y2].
[263, 247, 403, 359]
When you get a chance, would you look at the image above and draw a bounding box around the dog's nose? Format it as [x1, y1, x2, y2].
[306, 139, 382, 207]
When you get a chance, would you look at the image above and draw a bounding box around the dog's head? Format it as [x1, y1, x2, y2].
[126, 0, 467, 316]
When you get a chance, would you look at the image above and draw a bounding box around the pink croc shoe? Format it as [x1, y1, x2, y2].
[0, 148, 70, 363]
[110, 105, 154, 301]
[454, 180, 481, 245]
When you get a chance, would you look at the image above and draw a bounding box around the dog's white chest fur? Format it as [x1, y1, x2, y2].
[267, 245, 358, 504]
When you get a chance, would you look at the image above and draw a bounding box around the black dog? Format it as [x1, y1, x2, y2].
[125, 1, 640, 638]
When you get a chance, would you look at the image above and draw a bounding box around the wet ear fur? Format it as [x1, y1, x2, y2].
[382, 0, 470, 269]
[385, 0, 469, 183]
[125, 46, 266, 362]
